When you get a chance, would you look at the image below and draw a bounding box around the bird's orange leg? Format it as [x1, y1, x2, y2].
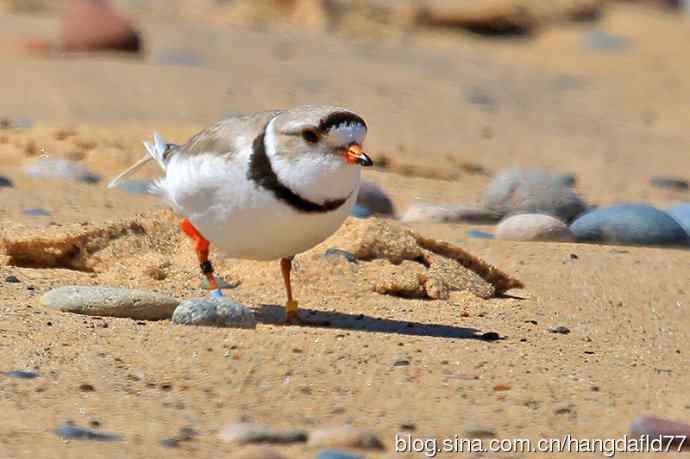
[280, 257, 299, 323]
[180, 218, 221, 296]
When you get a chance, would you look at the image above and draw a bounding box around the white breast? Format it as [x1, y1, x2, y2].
[155, 142, 360, 261]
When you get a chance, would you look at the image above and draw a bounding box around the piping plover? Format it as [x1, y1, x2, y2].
[109, 105, 372, 324]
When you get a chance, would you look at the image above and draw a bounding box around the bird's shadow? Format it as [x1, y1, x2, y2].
[253, 304, 490, 340]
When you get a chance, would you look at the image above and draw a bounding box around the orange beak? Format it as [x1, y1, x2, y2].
[344, 143, 373, 167]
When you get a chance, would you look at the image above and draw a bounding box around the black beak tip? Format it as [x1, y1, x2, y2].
[358, 153, 373, 167]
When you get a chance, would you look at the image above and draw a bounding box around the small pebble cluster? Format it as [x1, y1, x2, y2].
[398, 168, 690, 247]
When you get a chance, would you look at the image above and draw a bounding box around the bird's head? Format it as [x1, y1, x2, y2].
[268, 105, 372, 168]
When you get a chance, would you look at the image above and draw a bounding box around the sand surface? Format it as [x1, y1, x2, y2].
[0, 2, 689, 458]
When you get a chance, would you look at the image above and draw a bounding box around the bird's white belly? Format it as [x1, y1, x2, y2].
[160, 152, 358, 261]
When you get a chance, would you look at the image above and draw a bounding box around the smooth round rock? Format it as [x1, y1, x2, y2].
[41, 286, 179, 320]
[401, 204, 500, 224]
[355, 181, 395, 216]
[495, 214, 575, 242]
[23, 207, 51, 217]
[23, 157, 101, 183]
[316, 449, 364, 459]
[219, 423, 306, 443]
[630, 416, 690, 443]
[482, 168, 587, 223]
[173, 298, 256, 329]
[60, 0, 141, 53]
[667, 202, 690, 235]
[308, 426, 383, 450]
[570, 203, 690, 246]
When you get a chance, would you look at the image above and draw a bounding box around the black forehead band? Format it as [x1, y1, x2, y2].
[318, 112, 367, 132]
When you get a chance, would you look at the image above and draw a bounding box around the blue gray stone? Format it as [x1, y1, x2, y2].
[351, 204, 373, 219]
[219, 423, 307, 443]
[323, 248, 357, 263]
[173, 297, 256, 328]
[153, 49, 207, 67]
[23, 157, 101, 184]
[570, 203, 689, 246]
[316, 450, 364, 459]
[55, 424, 121, 441]
[465, 230, 494, 240]
[465, 87, 497, 112]
[482, 168, 587, 223]
[356, 181, 395, 216]
[40, 286, 179, 320]
[0, 176, 13, 188]
[650, 176, 689, 191]
[583, 29, 632, 52]
[115, 179, 154, 195]
[4, 370, 39, 379]
[23, 207, 50, 217]
[667, 203, 690, 235]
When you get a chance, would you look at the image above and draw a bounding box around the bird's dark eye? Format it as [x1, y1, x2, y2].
[301, 129, 319, 144]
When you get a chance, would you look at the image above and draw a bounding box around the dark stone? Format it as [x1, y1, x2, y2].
[480, 332, 500, 341]
[548, 326, 571, 334]
[55, 424, 121, 441]
[5, 275, 20, 283]
[650, 176, 689, 191]
[0, 176, 14, 188]
[4, 370, 39, 379]
[323, 248, 358, 263]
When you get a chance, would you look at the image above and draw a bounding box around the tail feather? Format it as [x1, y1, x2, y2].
[107, 132, 170, 189]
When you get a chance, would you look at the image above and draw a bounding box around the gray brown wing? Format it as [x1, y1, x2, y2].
[179, 110, 283, 159]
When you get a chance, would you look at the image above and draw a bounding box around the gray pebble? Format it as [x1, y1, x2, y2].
[4, 370, 39, 379]
[351, 204, 373, 219]
[570, 203, 689, 246]
[40, 286, 179, 320]
[463, 423, 496, 438]
[23, 157, 101, 184]
[323, 248, 357, 263]
[630, 416, 690, 448]
[465, 230, 494, 239]
[402, 204, 500, 224]
[153, 48, 207, 67]
[583, 29, 632, 52]
[0, 176, 14, 188]
[465, 87, 497, 112]
[5, 275, 20, 283]
[200, 275, 240, 290]
[667, 202, 690, 235]
[309, 426, 383, 450]
[650, 176, 689, 191]
[55, 424, 121, 441]
[219, 423, 307, 444]
[172, 297, 256, 329]
[356, 181, 395, 216]
[23, 207, 51, 217]
[393, 358, 410, 367]
[482, 168, 587, 223]
[495, 214, 575, 242]
[316, 450, 364, 459]
[548, 326, 571, 334]
[115, 179, 154, 195]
